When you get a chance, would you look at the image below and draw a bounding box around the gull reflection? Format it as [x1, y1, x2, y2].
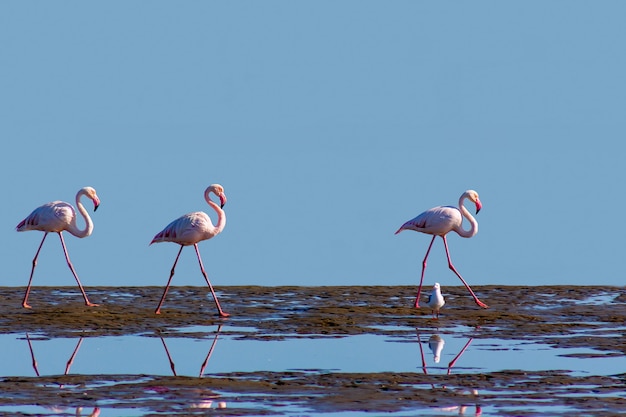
[25, 333, 100, 416]
[416, 330, 474, 376]
[416, 329, 481, 416]
[428, 334, 445, 363]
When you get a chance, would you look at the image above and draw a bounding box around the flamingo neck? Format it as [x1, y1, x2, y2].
[455, 195, 478, 238]
[205, 190, 226, 235]
[67, 190, 94, 238]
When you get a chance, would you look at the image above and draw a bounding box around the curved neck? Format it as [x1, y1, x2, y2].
[67, 190, 94, 238]
[455, 195, 478, 238]
[205, 190, 226, 234]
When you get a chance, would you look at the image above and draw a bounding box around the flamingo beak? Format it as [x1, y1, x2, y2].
[219, 194, 227, 209]
[93, 198, 100, 212]
[475, 199, 482, 214]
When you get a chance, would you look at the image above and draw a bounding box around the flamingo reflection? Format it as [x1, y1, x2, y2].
[159, 325, 223, 377]
[25, 333, 84, 377]
[25, 333, 100, 416]
[416, 329, 481, 415]
[42, 406, 101, 416]
[154, 325, 226, 410]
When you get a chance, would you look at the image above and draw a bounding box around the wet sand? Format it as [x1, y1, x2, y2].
[0, 285, 625, 415]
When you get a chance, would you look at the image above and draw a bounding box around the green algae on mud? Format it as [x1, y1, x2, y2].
[0, 285, 625, 415]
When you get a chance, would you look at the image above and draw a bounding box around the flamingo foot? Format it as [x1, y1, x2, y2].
[218, 311, 230, 318]
[414, 298, 421, 308]
[475, 299, 489, 309]
[85, 302, 100, 307]
[155, 309, 162, 315]
[22, 302, 32, 309]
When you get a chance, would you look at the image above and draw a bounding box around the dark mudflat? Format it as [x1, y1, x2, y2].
[0, 285, 624, 415]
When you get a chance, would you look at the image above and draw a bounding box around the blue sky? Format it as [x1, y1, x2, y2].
[1, 1, 624, 290]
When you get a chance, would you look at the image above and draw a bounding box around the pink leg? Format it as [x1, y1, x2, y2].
[58, 233, 98, 307]
[64, 337, 84, 375]
[447, 337, 474, 375]
[25, 333, 40, 376]
[159, 336, 177, 376]
[415, 330, 428, 375]
[194, 244, 230, 318]
[22, 232, 49, 309]
[441, 236, 489, 309]
[415, 329, 436, 389]
[415, 236, 436, 308]
[199, 324, 222, 377]
[155, 245, 184, 314]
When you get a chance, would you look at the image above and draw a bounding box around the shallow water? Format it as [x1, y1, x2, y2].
[0, 285, 625, 416]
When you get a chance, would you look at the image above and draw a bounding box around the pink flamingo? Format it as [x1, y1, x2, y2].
[16, 187, 100, 309]
[395, 190, 488, 309]
[151, 184, 229, 317]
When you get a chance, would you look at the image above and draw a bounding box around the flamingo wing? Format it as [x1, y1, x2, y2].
[16, 201, 75, 232]
[396, 206, 461, 235]
[151, 212, 214, 246]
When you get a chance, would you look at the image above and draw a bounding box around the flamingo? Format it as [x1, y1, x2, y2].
[426, 282, 445, 319]
[395, 190, 488, 309]
[16, 186, 100, 309]
[151, 184, 229, 317]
